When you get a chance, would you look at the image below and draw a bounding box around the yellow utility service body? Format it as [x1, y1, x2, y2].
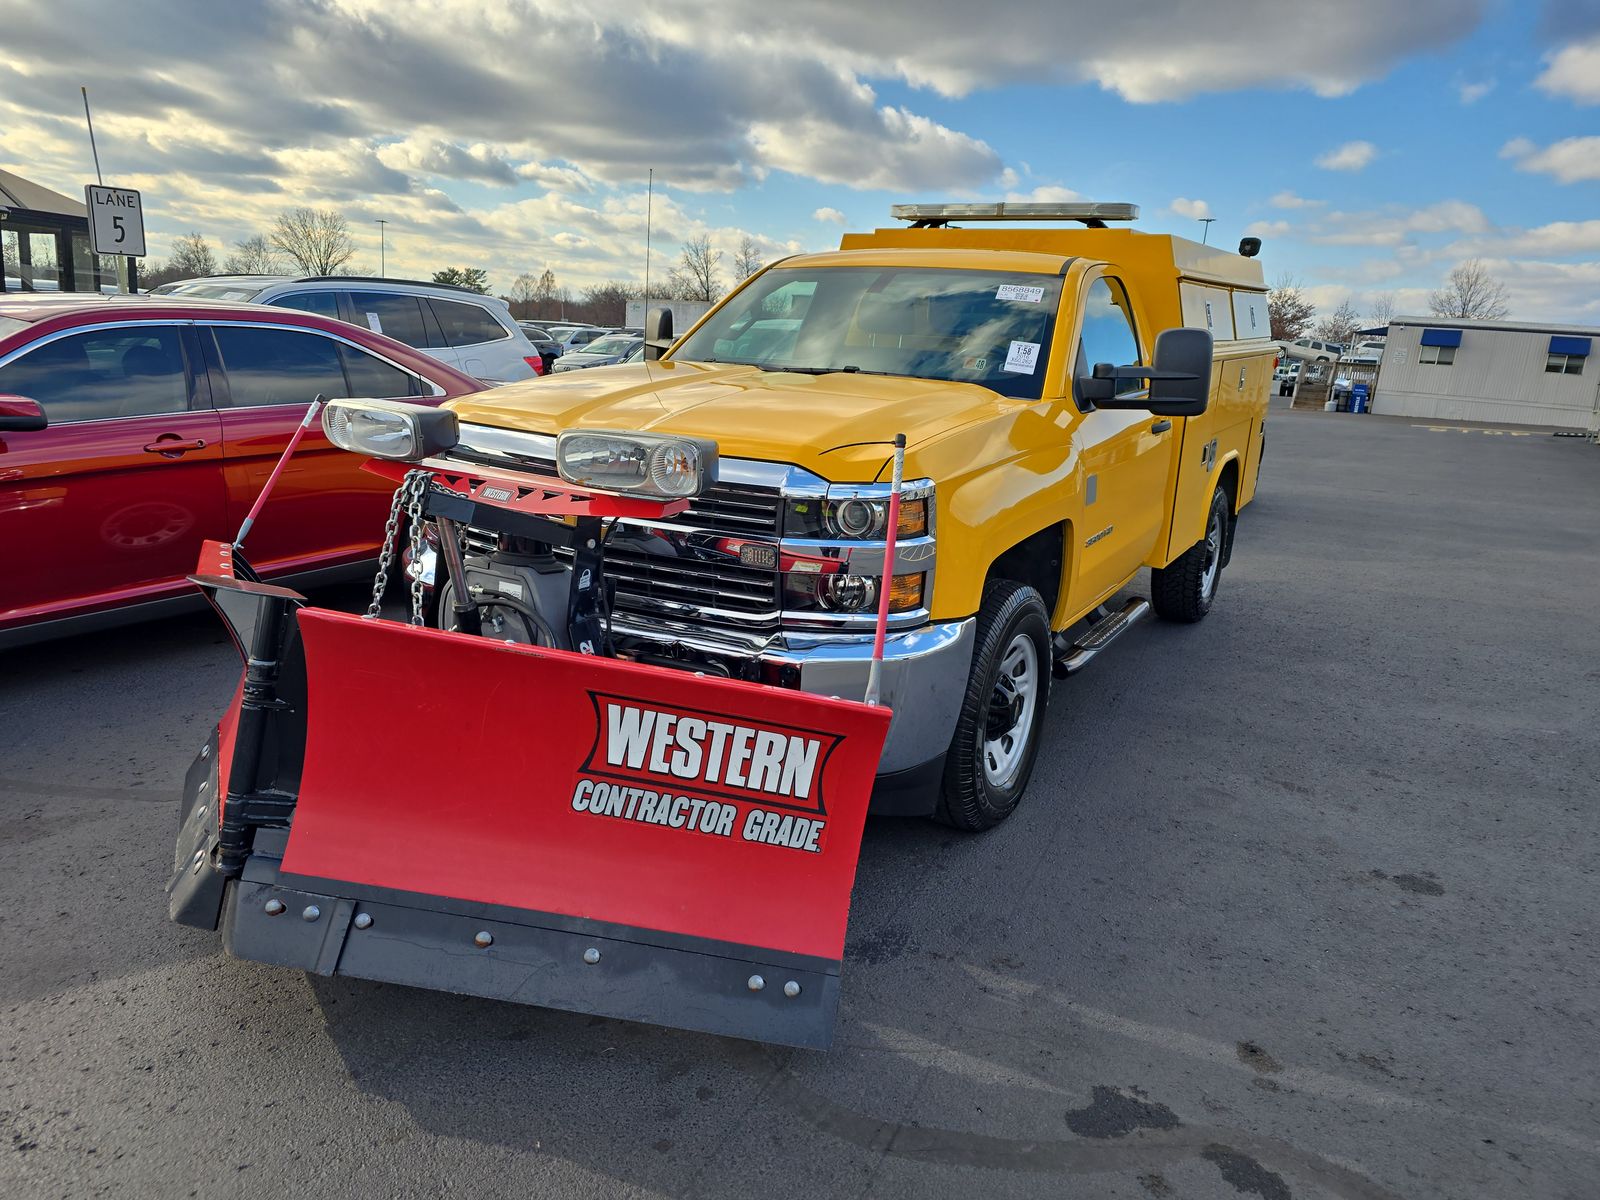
[439, 203, 1273, 827]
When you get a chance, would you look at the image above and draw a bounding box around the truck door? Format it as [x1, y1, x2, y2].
[1071, 277, 1174, 603]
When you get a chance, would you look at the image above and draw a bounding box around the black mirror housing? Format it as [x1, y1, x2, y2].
[1079, 327, 1213, 417]
[643, 307, 675, 361]
[0, 394, 47, 432]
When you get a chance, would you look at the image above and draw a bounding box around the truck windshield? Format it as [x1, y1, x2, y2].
[672, 267, 1064, 400]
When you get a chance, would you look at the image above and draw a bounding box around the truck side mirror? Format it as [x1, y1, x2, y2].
[0, 394, 47, 432]
[644, 307, 675, 361]
[1080, 328, 1213, 417]
[1145, 328, 1212, 416]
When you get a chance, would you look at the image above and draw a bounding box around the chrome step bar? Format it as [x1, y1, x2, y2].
[1051, 598, 1151, 678]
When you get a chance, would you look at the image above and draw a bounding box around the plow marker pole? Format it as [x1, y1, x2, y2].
[864, 432, 906, 708]
[233, 395, 324, 552]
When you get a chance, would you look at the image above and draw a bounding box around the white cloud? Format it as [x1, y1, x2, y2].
[1270, 191, 1324, 209]
[1244, 220, 1291, 239]
[1316, 140, 1379, 171]
[812, 207, 847, 224]
[1306, 201, 1491, 247]
[1169, 196, 1213, 220]
[1535, 35, 1600, 105]
[376, 136, 517, 186]
[1500, 135, 1600, 184]
[1457, 78, 1495, 104]
[1004, 185, 1083, 202]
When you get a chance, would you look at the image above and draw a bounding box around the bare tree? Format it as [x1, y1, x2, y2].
[506, 272, 539, 317]
[1267, 272, 1316, 341]
[1312, 298, 1362, 346]
[668, 235, 724, 303]
[270, 207, 355, 276]
[223, 234, 283, 275]
[168, 232, 217, 278]
[582, 281, 643, 326]
[1428, 259, 1509, 320]
[1367, 292, 1396, 328]
[733, 235, 763, 282]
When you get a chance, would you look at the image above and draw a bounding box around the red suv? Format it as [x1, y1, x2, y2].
[0, 294, 483, 647]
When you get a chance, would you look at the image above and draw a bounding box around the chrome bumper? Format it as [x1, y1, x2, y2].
[611, 615, 975, 775]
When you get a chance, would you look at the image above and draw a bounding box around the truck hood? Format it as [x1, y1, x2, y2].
[447, 361, 1011, 480]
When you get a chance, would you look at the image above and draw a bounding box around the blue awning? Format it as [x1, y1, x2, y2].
[1549, 335, 1591, 357]
[1420, 328, 1462, 347]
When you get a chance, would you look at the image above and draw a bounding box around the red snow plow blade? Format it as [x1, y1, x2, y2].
[170, 551, 890, 1048]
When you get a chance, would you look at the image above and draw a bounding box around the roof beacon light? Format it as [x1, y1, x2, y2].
[892, 202, 1139, 226]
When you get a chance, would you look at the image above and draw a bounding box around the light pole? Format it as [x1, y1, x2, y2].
[1198, 217, 1216, 245]
[375, 219, 387, 277]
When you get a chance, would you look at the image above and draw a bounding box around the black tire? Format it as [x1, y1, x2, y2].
[936, 581, 1052, 831]
[1150, 485, 1230, 624]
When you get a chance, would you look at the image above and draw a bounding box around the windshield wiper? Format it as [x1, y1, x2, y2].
[756, 363, 862, 375]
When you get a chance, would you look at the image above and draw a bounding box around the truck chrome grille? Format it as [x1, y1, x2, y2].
[449, 444, 782, 632]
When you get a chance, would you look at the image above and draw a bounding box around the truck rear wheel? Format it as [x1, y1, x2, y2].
[1150, 486, 1230, 623]
[937, 581, 1051, 831]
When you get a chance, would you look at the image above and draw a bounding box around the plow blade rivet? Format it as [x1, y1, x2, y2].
[747, 975, 765, 992]
[198, 780, 209, 794]
[474, 931, 494, 948]
[195, 805, 207, 823]
[583, 948, 601, 964]
[200, 745, 210, 759]
[264, 900, 286, 916]
[353, 913, 374, 930]
[784, 981, 801, 998]
[302, 905, 321, 922]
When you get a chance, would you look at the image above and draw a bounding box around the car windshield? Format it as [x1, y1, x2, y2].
[672, 267, 1064, 400]
[166, 282, 269, 301]
[583, 336, 637, 356]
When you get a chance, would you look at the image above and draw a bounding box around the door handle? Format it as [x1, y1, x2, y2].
[143, 436, 207, 457]
[1150, 419, 1172, 434]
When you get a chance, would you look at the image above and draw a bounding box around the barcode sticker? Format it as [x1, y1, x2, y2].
[365, 312, 383, 333]
[996, 284, 1045, 303]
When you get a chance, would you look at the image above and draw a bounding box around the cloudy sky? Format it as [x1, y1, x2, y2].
[3, 0, 1598, 321]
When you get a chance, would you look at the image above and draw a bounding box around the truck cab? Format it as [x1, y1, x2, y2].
[434, 202, 1274, 827]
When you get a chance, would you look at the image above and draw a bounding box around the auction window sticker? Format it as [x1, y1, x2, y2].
[1003, 340, 1040, 374]
[365, 312, 383, 333]
[996, 284, 1045, 303]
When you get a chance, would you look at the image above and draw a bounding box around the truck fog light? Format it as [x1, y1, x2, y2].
[817, 573, 877, 612]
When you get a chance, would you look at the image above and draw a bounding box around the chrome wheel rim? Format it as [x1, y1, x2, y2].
[1200, 505, 1223, 600]
[983, 633, 1040, 789]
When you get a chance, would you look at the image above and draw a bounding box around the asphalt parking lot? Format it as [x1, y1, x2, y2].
[3, 406, 1597, 1200]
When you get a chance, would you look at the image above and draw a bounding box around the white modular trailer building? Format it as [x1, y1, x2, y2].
[1372, 316, 1598, 430]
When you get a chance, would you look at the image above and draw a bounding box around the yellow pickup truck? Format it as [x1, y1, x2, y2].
[434, 202, 1274, 829]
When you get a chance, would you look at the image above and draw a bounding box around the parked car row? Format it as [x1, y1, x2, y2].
[154, 275, 544, 384]
[0, 293, 483, 647]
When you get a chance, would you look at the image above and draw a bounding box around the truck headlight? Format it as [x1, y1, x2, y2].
[784, 489, 931, 540]
[323, 399, 459, 461]
[556, 430, 718, 498]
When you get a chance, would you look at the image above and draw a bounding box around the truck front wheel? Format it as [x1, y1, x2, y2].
[937, 581, 1052, 831]
[1150, 486, 1230, 623]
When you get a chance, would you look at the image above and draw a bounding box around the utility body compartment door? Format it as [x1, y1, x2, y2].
[1163, 351, 1269, 562]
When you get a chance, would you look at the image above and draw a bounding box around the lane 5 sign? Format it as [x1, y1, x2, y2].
[84, 185, 146, 257]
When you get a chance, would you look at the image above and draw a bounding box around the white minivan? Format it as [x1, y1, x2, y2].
[159, 275, 543, 383]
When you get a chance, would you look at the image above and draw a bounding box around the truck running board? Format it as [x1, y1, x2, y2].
[1052, 598, 1151, 678]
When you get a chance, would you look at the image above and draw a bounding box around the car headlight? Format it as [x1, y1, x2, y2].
[556, 429, 718, 498]
[323, 398, 459, 461]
